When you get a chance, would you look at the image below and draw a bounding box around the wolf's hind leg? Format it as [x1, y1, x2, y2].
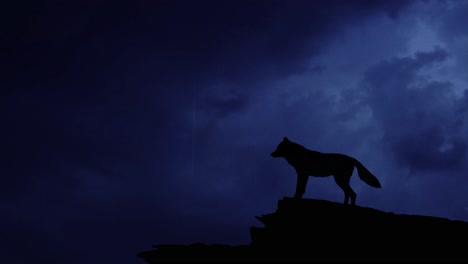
[334, 175, 356, 205]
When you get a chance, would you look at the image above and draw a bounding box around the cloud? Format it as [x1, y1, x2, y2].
[363, 47, 467, 172]
[151, 0, 413, 85]
[11, 1, 468, 264]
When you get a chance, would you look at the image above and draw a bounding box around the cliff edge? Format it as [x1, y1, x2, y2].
[138, 198, 468, 261]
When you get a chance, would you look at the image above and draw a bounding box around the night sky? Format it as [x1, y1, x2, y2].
[3, 0, 468, 263]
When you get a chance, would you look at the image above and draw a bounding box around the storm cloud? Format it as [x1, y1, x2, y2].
[3, 1, 468, 263]
[364, 47, 467, 172]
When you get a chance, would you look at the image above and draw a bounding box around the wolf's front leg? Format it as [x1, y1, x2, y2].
[294, 173, 309, 199]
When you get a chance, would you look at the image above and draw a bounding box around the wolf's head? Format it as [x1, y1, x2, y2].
[271, 137, 293, 158]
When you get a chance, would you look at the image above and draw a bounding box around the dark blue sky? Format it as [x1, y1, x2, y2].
[3, 0, 468, 263]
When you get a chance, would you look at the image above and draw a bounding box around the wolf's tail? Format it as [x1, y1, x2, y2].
[354, 159, 381, 188]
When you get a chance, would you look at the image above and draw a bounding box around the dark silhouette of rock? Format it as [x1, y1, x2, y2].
[138, 198, 468, 262]
[271, 137, 381, 205]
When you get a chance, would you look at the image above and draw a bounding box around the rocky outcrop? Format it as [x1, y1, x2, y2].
[138, 198, 468, 262]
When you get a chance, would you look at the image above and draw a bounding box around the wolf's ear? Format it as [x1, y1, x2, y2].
[283, 137, 289, 141]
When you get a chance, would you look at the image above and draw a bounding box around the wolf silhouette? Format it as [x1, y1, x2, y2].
[271, 137, 381, 205]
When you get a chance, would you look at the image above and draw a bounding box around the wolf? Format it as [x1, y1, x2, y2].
[271, 137, 381, 205]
